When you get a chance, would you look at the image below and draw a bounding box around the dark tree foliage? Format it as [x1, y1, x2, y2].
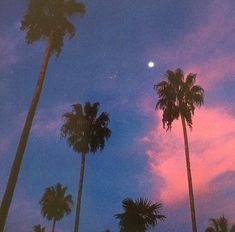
[21, 0, 85, 54]
[40, 183, 73, 223]
[115, 198, 166, 232]
[61, 102, 111, 155]
[154, 68, 204, 130]
[205, 216, 235, 232]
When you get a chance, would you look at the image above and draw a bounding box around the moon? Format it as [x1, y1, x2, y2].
[148, 61, 155, 68]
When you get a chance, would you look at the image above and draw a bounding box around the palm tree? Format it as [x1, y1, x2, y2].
[39, 183, 73, 232]
[33, 224, 45, 232]
[154, 68, 204, 232]
[205, 215, 235, 232]
[0, 1, 85, 230]
[61, 102, 111, 232]
[115, 198, 166, 232]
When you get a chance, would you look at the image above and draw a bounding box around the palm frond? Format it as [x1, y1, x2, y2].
[61, 102, 111, 156]
[154, 68, 204, 130]
[115, 198, 165, 232]
[39, 183, 73, 222]
[185, 73, 196, 87]
[21, 0, 86, 54]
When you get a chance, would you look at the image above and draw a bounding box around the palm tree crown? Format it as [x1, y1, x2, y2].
[21, 0, 85, 54]
[39, 183, 73, 222]
[154, 68, 204, 129]
[61, 102, 111, 155]
[115, 198, 166, 232]
[205, 216, 235, 232]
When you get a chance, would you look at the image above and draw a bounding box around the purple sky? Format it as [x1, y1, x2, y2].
[0, 0, 235, 231]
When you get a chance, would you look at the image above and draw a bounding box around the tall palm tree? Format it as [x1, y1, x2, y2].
[154, 68, 204, 232]
[205, 215, 235, 232]
[115, 198, 166, 232]
[33, 224, 46, 232]
[39, 183, 73, 232]
[61, 102, 111, 232]
[0, 1, 85, 230]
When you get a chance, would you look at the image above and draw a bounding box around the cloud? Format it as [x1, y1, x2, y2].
[4, 196, 40, 232]
[31, 103, 71, 138]
[149, 0, 235, 89]
[141, 106, 235, 208]
[0, 34, 19, 70]
[0, 136, 14, 155]
[0, 103, 67, 158]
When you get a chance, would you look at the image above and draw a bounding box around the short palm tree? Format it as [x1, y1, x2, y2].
[115, 198, 166, 232]
[40, 183, 73, 232]
[33, 224, 45, 232]
[0, 1, 85, 231]
[205, 216, 235, 232]
[61, 102, 111, 232]
[154, 68, 204, 232]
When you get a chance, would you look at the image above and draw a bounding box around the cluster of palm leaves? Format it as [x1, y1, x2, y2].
[0, 0, 220, 232]
[115, 198, 166, 232]
[39, 183, 73, 232]
[205, 216, 235, 232]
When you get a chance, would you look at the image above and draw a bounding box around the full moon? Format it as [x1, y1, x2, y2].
[148, 61, 155, 68]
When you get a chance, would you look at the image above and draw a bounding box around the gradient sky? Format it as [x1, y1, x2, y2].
[0, 0, 235, 231]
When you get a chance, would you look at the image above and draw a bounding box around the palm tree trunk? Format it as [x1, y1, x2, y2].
[180, 115, 197, 232]
[74, 153, 86, 232]
[0, 32, 54, 232]
[52, 219, 56, 232]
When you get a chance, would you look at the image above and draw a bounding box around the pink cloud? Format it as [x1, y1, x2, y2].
[149, 0, 235, 89]
[141, 106, 235, 210]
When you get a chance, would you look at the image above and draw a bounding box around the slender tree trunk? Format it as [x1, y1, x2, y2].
[0, 32, 54, 232]
[180, 115, 197, 232]
[74, 153, 86, 232]
[52, 219, 56, 232]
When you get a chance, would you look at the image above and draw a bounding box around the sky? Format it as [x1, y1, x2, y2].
[0, 0, 235, 231]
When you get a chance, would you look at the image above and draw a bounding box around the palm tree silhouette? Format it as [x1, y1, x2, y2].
[0, 1, 85, 230]
[115, 198, 166, 232]
[33, 224, 45, 232]
[39, 183, 73, 232]
[205, 216, 235, 232]
[61, 102, 111, 232]
[154, 68, 204, 232]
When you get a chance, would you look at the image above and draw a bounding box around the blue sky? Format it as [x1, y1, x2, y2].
[0, 0, 235, 231]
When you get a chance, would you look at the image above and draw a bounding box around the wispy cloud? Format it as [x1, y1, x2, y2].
[0, 135, 15, 155]
[149, 0, 235, 89]
[0, 103, 68, 158]
[31, 103, 71, 138]
[0, 34, 19, 70]
[0, 35, 17, 67]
